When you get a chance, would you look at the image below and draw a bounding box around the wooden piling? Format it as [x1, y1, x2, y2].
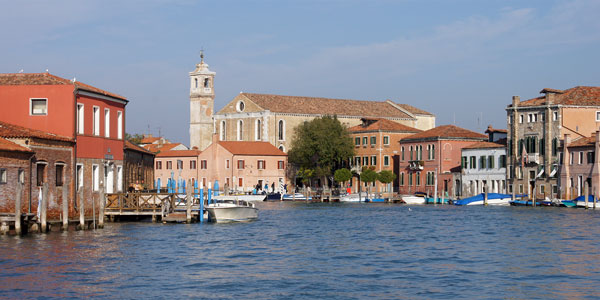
[484, 188, 488, 206]
[62, 185, 69, 231]
[186, 180, 192, 224]
[98, 186, 105, 229]
[585, 183, 589, 209]
[15, 183, 23, 235]
[79, 187, 85, 230]
[41, 182, 48, 233]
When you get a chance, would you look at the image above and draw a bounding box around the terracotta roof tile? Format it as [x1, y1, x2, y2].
[219, 141, 287, 156]
[125, 140, 155, 155]
[568, 136, 595, 148]
[514, 86, 600, 107]
[140, 136, 161, 144]
[238, 93, 414, 119]
[0, 137, 33, 153]
[143, 143, 185, 153]
[400, 125, 487, 142]
[462, 141, 506, 149]
[485, 125, 507, 134]
[0, 121, 73, 142]
[0, 73, 127, 101]
[156, 149, 200, 157]
[394, 103, 434, 116]
[348, 118, 422, 133]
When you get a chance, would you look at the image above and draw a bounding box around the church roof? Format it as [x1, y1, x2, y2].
[234, 93, 429, 119]
[219, 141, 286, 156]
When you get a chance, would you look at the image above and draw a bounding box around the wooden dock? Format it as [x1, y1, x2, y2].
[105, 193, 204, 223]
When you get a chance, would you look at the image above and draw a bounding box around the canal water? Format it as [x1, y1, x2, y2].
[2, 202, 600, 299]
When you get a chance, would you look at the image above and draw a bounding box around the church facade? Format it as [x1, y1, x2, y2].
[189, 56, 436, 153]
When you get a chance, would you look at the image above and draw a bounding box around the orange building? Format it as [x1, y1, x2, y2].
[348, 118, 421, 193]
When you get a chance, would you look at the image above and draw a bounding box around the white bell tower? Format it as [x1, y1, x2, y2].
[189, 51, 216, 150]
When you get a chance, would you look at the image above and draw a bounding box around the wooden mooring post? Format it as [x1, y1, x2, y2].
[41, 182, 48, 233]
[15, 183, 23, 235]
[78, 187, 85, 230]
[98, 187, 105, 229]
[585, 183, 589, 209]
[62, 184, 69, 231]
[186, 180, 192, 224]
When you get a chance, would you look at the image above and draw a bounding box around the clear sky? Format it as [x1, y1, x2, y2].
[2, 0, 599, 145]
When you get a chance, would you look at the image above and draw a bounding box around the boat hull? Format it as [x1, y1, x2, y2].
[213, 195, 266, 201]
[206, 206, 258, 223]
[402, 196, 426, 205]
[282, 193, 311, 201]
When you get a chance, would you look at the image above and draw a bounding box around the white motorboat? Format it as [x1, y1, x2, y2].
[454, 193, 516, 206]
[339, 193, 368, 202]
[401, 195, 426, 205]
[213, 194, 266, 201]
[205, 198, 258, 223]
[282, 193, 311, 201]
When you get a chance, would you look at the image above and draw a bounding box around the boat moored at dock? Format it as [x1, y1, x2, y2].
[205, 198, 258, 223]
[454, 193, 518, 206]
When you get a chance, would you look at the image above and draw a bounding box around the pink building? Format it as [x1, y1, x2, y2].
[560, 130, 600, 199]
[154, 149, 200, 190]
[198, 136, 287, 193]
[398, 125, 487, 198]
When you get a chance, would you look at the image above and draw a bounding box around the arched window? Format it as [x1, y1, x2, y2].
[220, 120, 226, 141]
[279, 145, 285, 152]
[237, 120, 243, 141]
[255, 119, 262, 141]
[278, 120, 285, 141]
[204, 78, 210, 88]
[194, 78, 198, 88]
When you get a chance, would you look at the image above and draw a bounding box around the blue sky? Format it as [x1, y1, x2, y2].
[2, 0, 599, 144]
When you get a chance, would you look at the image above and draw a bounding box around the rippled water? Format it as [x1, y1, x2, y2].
[2, 203, 600, 299]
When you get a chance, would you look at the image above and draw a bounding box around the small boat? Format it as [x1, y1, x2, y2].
[401, 194, 426, 205]
[339, 193, 367, 202]
[213, 194, 266, 202]
[365, 198, 386, 203]
[454, 193, 520, 206]
[282, 193, 311, 201]
[560, 200, 577, 207]
[425, 197, 450, 204]
[264, 193, 283, 201]
[573, 195, 598, 208]
[205, 198, 258, 223]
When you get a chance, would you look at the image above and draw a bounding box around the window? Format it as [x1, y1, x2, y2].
[426, 171, 435, 186]
[596, 111, 600, 121]
[257, 160, 266, 169]
[579, 152, 584, 164]
[519, 114, 524, 123]
[189, 160, 196, 169]
[156, 161, 162, 169]
[383, 136, 389, 145]
[220, 120, 227, 141]
[519, 184, 524, 194]
[508, 115, 513, 124]
[237, 101, 245, 112]
[255, 119, 262, 141]
[36, 163, 46, 186]
[553, 111, 558, 121]
[0, 169, 6, 184]
[93, 106, 100, 136]
[363, 156, 369, 166]
[355, 156, 361, 166]
[237, 120, 243, 141]
[355, 137, 360, 146]
[226, 159, 230, 169]
[167, 161, 172, 169]
[499, 155, 506, 168]
[410, 146, 413, 160]
[461, 156, 468, 169]
[479, 156, 486, 169]
[201, 160, 207, 169]
[238, 177, 243, 188]
[30, 98, 47, 115]
[77, 104, 84, 134]
[588, 151, 595, 164]
[508, 184, 513, 193]
[195, 78, 198, 88]
[401, 146, 405, 161]
[408, 173, 413, 186]
[92, 164, 99, 191]
[540, 184, 546, 194]
[55, 164, 64, 186]
[488, 156, 494, 169]
[76, 164, 83, 189]
[237, 160, 245, 169]
[278, 120, 285, 141]
[278, 161, 285, 169]
[104, 108, 110, 138]
[18, 169, 25, 184]
[204, 78, 210, 88]
[117, 111, 123, 139]
[400, 173, 404, 186]
[569, 152, 573, 165]
[383, 156, 390, 166]
[552, 138, 558, 156]
[416, 172, 420, 186]
[371, 156, 376, 166]
[470, 156, 476, 169]
[362, 137, 368, 147]
[370, 136, 376, 146]
[177, 160, 183, 169]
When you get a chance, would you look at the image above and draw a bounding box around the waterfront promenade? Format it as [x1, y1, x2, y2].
[1, 202, 599, 299]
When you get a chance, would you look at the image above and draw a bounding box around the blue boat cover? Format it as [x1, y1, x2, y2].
[454, 193, 526, 206]
[572, 195, 595, 202]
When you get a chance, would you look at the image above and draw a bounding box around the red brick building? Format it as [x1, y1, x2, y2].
[0, 121, 74, 221]
[398, 125, 487, 198]
[0, 73, 128, 209]
[348, 118, 421, 193]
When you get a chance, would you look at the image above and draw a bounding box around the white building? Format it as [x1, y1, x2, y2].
[461, 141, 507, 197]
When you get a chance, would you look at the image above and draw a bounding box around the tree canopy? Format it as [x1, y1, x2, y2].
[334, 168, 353, 183]
[125, 133, 144, 145]
[360, 167, 378, 184]
[288, 115, 355, 181]
[377, 170, 397, 184]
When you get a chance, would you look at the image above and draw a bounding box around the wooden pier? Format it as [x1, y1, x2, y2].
[105, 192, 204, 223]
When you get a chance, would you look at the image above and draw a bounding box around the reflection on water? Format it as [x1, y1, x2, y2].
[1, 203, 600, 299]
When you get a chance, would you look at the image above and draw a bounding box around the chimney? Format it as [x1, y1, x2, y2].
[546, 93, 555, 106]
[512, 96, 520, 108]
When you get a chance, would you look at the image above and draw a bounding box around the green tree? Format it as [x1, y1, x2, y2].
[297, 167, 315, 187]
[360, 167, 378, 199]
[334, 168, 353, 186]
[125, 133, 144, 145]
[288, 115, 355, 188]
[378, 170, 397, 199]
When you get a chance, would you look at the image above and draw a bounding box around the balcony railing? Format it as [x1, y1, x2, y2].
[408, 160, 424, 170]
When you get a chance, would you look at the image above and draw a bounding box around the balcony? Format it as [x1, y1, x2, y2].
[522, 153, 540, 165]
[408, 160, 424, 170]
